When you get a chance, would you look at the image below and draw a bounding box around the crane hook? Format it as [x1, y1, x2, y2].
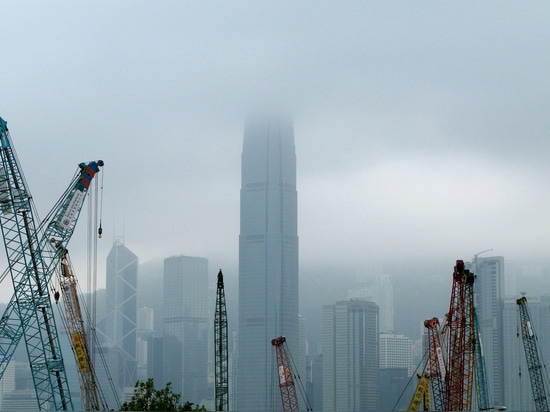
[98, 222, 103, 238]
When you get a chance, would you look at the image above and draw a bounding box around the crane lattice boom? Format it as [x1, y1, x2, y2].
[0, 115, 103, 410]
[272, 336, 300, 412]
[517, 296, 549, 411]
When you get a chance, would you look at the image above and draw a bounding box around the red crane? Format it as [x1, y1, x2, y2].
[272, 336, 300, 412]
[445, 260, 475, 411]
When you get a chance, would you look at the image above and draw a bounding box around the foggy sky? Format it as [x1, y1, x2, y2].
[1, 2, 550, 301]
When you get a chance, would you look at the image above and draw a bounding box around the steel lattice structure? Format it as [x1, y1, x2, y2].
[517, 296, 549, 411]
[214, 269, 229, 411]
[0, 115, 103, 410]
[445, 260, 475, 412]
[272, 336, 300, 412]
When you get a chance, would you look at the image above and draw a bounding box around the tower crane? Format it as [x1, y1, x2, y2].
[214, 269, 229, 411]
[517, 296, 549, 411]
[445, 260, 476, 411]
[0, 115, 103, 410]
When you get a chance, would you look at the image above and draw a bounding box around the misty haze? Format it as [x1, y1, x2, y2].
[1, 2, 550, 412]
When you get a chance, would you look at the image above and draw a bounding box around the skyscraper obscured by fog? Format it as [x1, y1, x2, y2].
[472, 256, 505, 408]
[322, 300, 379, 412]
[98, 240, 138, 394]
[163, 255, 209, 405]
[237, 115, 299, 411]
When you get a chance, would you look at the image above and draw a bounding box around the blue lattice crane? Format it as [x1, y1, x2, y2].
[0, 116, 103, 410]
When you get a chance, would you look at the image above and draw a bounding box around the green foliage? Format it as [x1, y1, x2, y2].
[120, 378, 206, 411]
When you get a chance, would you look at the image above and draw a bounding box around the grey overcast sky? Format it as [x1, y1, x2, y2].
[1, 2, 549, 298]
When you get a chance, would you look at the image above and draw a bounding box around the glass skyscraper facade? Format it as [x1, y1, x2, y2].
[322, 300, 379, 412]
[472, 256, 505, 407]
[99, 240, 138, 394]
[237, 115, 299, 411]
[162, 255, 209, 405]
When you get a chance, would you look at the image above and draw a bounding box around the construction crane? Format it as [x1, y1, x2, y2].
[0, 115, 103, 410]
[55, 246, 106, 411]
[517, 296, 549, 411]
[473, 308, 491, 411]
[445, 260, 476, 411]
[214, 269, 229, 411]
[408, 318, 446, 412]
[272, 336, 300, 412]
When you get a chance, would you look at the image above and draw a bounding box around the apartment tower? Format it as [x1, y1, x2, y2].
[237, 115, 299, 411]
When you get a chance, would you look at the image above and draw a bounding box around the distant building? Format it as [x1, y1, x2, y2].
[0, 358, 15, 410]
[471, 256, 504, 406]
[97, 240, 138, 395]
[237, 114, 299, 412]
[322, 300, 379, 412]
[379, 368, 411, 411]
[163, 255, 209, 404]
[348, 275, 394, 333]
[379, 332, 413, 376]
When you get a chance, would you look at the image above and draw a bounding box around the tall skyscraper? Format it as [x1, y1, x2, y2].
[237, 115, 299, 411]
[472, 256, 505, 407]
[163, 255, 209, 404]
[322, 300, 379, 412]
[98, 240, 138, 393]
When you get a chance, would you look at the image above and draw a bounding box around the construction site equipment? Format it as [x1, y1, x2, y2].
[214, 269, 229, 411]
[272, 336, 300, 412]
[445, 260, 475, 411]
[0, 115, 103, 410]
[473, 308, 491, 411]
[56, 247, 106, 411]
[517, 296, 549, 411]
[408, 318, 446, 412]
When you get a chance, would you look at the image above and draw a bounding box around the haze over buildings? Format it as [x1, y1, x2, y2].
[0, 3, 550, 410]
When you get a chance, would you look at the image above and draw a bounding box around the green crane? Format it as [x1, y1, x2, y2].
[0, 115, 103, 410]
[214, 269, 229, 411]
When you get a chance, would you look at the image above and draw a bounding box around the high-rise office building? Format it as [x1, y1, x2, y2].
[322, 300, 379, 412]
[379, 332, 413, 376]
[472, 256, 505, 406]
[98, 240, 138, 393]
[348, 275, 394, 332]
[163, 255, 209, 404]
[237, 115, 299, 411]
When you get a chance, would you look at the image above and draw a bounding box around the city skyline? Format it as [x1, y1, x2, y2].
[1, 3, 550, 304]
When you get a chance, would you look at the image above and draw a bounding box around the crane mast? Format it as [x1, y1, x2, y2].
[214, 269, 229, 411]
[517, 296, 549, 411]
[473, 308, 491, 411]
[445, 260, 475, 411]
[57, 247, 104, 411]
[408, 318, 446, 412]
[272, 336, 300, 412]
[425, 317, 446, 411]
[0, 115, 103, 410]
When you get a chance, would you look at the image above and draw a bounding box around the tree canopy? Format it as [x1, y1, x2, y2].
[120, 378, 206, 411]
